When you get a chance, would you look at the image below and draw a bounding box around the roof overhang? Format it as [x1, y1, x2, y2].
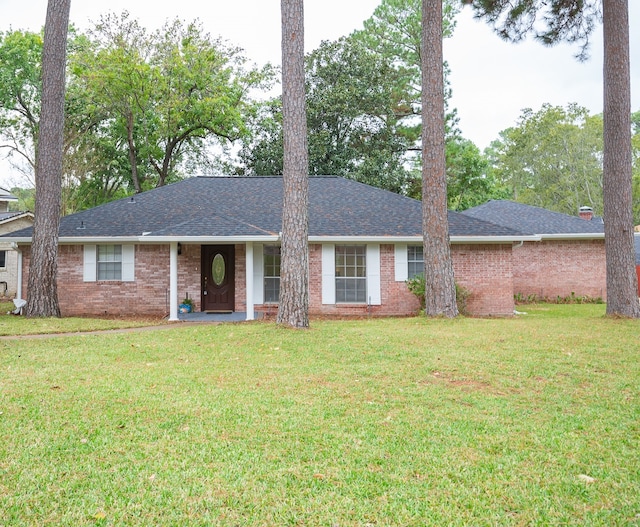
[538, 233, 605, 240]
[10, 234, 545, 245]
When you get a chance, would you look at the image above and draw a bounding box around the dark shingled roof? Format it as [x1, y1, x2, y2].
[461, 200, 604, 236]
[4, 176, 527, 240]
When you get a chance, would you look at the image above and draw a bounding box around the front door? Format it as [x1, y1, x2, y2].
[201, 245, 235, 312]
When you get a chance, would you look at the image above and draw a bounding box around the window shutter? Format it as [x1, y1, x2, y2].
[253, 244, 264, 304]
[395, 244, 408, 282]
[83, 245, 96, 282]
[122, 245, 135, 282]
[321, 244, 335, 304]
[367, 244, 381, 305]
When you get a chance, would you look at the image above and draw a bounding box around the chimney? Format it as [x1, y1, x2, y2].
[579, 206, 594, 221]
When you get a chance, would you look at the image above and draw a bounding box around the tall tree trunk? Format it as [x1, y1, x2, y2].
[26, 0, 70, 318]
[602, 0, 639, 317]
[421, 0, 458, 317]
[277, 0, 309, 328]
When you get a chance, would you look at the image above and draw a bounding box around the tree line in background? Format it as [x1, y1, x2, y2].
[2, 1, 639, 223]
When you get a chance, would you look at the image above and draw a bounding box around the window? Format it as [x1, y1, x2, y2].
[0, 250, 5, 269]
[84, 244, 134, 282]
[335, 245, 366, 303]
[407, 245, 424, 279]
[97, 245, 122, 280]
[263, 245, 281, 303]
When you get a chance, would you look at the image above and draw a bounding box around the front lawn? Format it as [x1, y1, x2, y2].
[1, 304, 638, 526]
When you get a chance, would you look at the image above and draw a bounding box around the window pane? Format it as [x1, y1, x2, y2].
[407, 245, 424, 279]
[264, 245, 281, 303]
[97, 245, 123, 280]
[335, 246, 366, 303]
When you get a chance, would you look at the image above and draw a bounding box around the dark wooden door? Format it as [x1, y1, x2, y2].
[201, 245, 235, 312]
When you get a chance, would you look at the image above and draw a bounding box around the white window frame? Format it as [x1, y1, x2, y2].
[84, 244, 134, 282]
[322, 243, 380, 305]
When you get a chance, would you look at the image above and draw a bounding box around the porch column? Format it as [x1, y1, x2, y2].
[169, 242, 179, 321]
[245, 242, 254, 320]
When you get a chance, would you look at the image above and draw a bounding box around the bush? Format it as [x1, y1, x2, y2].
[406, 274, 471, 316]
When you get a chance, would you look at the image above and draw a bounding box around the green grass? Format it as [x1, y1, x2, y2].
[1, 304, 639, 526]
[0, 301, 165, 336]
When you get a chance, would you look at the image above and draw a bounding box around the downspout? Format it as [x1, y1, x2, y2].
[13, 243, 23, 300]
[513, 240, 524, 249]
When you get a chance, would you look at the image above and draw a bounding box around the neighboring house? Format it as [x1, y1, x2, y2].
[462, 201, 606, 301]
[4, 176, 538, 319]
[0, 188, 34, 298]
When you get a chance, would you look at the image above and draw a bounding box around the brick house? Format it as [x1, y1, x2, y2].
[5, 176, 537, 319]
[462, 201, 606, 301]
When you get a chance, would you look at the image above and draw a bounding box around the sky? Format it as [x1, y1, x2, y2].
[0, 0, 638, 186]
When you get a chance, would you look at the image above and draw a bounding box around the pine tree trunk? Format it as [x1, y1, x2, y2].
[277, 0, 309, 328]
[421, 0, 458, 318]
[602, 0, 640, 317]
[25, 0, 70, 318]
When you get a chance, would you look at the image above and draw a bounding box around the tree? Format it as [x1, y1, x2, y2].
[487, 104, 605, 215]
[240, 0, 462, 195]
[602, 0, 638, 316]
[421, 0, 458, 317]
[277, 0, 309, 328]
[71, 12, 270, 193]
[468, 0, 639, 317]
[0, 30, 43, 186]
[26, 0, 71, 318]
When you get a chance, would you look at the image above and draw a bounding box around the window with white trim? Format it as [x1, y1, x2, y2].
[0, 250, 6, 269]
[84, 244, 135, 282]
[335, 245, 366, 303]
[97, 245, 122, 280]
[407, 245, 424, 279]
[263, 245, 281, 303]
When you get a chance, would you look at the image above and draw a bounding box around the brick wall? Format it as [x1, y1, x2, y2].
[512, 239, 606, 300]
[451, 244, 514, 316]
[20, 241, 515, 318]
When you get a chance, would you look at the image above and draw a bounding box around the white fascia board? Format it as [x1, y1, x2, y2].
[0, 212, 34, 225]
[137, 235, 280, 243]
[308, 236, 423, 243]
[538, 233, 605, 240]
[58, 236, 142, 244]
[450, 235, 541, 243]
[309, 235, 541, 244]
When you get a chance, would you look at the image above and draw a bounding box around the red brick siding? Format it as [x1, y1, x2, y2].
[512, 240, 606, 300]
[22, 244, 172, 316]
[20, 241, 515, 318]
[451, 244, 514, 316]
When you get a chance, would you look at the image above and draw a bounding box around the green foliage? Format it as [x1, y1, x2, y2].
[515, 291, 605, 305]
[468, 0, 601, 60]
[406, 273, 471, 315]
[487, 103, 607, 216]
[239, 0, 466, 196]
[0, 15, 273, 211]
[70, 12, 272, 195]
[0, 29, 43, 181]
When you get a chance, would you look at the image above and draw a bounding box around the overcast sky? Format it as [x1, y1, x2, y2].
[0, 0, 638, 185]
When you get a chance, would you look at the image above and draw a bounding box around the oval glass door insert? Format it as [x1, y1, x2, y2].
[212, 253, 225, 286]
